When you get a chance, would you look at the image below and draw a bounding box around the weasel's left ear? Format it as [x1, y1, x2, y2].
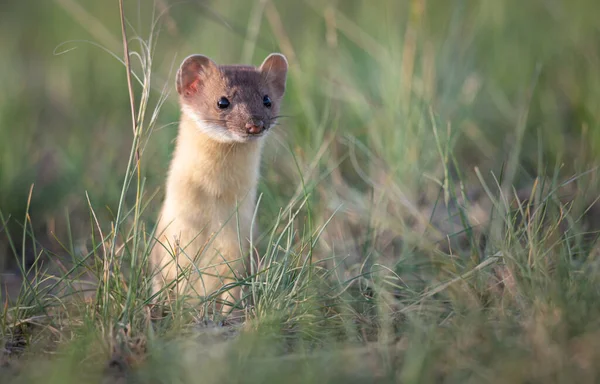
[259, 53, 288, 98]
[176, 54, 218, 97]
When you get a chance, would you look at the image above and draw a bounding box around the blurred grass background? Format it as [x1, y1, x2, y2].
[1, 0, 599, 267]
[2, 0, 600, 382]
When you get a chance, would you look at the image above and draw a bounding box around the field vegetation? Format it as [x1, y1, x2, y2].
[2, 0, 600, 382]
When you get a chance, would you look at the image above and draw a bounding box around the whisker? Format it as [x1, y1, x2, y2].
[269, 114, 295, 120]
[197, 119, 227, 123]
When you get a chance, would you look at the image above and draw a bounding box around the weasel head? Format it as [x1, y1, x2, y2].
[176, 53, 288, 144]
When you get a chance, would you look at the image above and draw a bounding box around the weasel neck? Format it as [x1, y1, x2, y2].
[166, 113, 265, 202]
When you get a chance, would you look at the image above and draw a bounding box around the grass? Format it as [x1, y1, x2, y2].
[2, 0, 600, 382]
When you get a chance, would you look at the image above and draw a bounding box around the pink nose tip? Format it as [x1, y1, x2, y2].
[245, 122, 264, 134]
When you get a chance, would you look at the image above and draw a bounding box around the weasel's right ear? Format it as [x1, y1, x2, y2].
[176, 54, 218, 97]
[259, 53, 288, 99]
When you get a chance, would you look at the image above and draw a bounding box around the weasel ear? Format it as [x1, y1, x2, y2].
[176, 54, 218, 96]
[259, 53, 288, 98]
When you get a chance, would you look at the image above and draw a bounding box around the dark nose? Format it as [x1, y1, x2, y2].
[245, 120, 265, 135]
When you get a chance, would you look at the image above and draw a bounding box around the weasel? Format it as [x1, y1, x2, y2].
[150, 53, 288, 312]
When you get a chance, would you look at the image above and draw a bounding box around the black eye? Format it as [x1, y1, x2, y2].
[263, 95, 272, 108]
[217, 96, 230, 109]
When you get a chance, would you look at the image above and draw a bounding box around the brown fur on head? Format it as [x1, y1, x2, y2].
[176, 53, 288, 143]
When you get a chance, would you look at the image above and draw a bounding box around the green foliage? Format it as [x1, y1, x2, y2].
[1, 0, 600, 382]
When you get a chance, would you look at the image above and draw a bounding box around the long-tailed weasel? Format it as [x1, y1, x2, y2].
[150, 53, 288, 312]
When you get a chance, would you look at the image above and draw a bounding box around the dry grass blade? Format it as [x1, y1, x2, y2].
[118, 0, 138, 139]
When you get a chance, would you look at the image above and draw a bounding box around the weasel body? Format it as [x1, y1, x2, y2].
[151, 53, 288, 310]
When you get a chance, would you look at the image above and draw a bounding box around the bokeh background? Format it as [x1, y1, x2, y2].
[4, 1, 600, 382]
[1, 0, 600, 280]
